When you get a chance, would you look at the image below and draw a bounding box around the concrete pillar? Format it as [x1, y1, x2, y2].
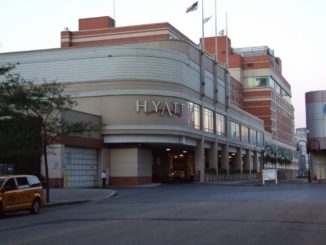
[209, 140, 218, 172]
[169, 156, 173, 172]
[235, 148, 242, 173]
[311, 152, 326, 180]
[109, 148, 152, 185]
[253, 151, 260, 172]
[195, 138, 205, 182]
[244, 149, 252, 173]
[221, 144, 229, 174]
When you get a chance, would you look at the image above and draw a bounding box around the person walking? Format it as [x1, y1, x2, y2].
[101, 170, 107, 188]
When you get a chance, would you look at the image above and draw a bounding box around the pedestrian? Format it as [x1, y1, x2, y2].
[101, 170, 107, 188]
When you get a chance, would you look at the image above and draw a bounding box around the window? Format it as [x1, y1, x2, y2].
[230, 121, 240, 140]
[257, 131, 264, 145]
[27, 176, 41, 187]
[203, 108, 214, 133]
[249, 129, 257, 145]
[216, 113, 225, 136]
[256, 77, 269, 87]
[4, 178, 17, 191]
[188, 102, 200, 130]
[282, 90, 291, 103]
[244, 77, 270, 88]
[275, 83, 281, 94]
[269, 77, 275, 89]
[241, 126, 249, 143]
[16, 177, 29, 187]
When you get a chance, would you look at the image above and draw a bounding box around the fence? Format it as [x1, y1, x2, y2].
[205, 173, 257, 183]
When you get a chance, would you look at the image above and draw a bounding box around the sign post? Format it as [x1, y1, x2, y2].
[262, 169, 278, 185]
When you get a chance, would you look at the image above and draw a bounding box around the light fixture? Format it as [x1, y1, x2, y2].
[166, 148, 171, 151]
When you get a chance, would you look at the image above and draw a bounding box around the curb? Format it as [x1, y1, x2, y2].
[44, 190, 118, 208]
[96, 190, 118, 201]
[115, 183, 162, 188]
[44, 200, 91, 208]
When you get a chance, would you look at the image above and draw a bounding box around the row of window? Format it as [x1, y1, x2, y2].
[188, 102, 263, 145]
[244, 76, 291, 103]
[230, 122, 264, 145]
[188, 102, 225, 136]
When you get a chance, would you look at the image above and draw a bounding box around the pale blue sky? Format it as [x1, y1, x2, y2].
[1, 0, 325, 128]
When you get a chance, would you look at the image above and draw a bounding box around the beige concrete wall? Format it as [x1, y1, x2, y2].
[109, 148, 152, 178]
[110, 148, 138, 177]
[229, 68, 242, 83]
[41, 144, 64, 179]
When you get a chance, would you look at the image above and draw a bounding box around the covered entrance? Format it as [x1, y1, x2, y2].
[152, 145, 194, 183]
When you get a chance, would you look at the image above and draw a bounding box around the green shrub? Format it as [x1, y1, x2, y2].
[206, 168, 217, 174]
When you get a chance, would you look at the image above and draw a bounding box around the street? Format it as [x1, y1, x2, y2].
[1, 182, 326, 245]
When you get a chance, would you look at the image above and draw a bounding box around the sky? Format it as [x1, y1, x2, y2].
[1, 0, 325, 128]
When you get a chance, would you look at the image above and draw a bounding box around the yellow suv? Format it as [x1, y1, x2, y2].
[0, 175, 45, 217]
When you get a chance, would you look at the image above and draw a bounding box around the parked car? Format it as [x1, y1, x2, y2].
[0, 175, 45, 217]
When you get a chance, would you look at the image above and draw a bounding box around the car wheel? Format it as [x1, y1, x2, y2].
[31, 199, 41, 214]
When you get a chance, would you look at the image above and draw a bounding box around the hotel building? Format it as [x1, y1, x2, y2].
[0, 16, 296, 187]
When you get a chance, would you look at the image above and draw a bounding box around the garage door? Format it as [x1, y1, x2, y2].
[64, 147, 98, 188]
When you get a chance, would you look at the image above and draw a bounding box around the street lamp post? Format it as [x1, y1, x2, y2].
[277, 149, 284, 176]
[261, 147, 265, 170]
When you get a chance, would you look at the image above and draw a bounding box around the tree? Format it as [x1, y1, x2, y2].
[1, 65, 98, 202]
[0, 114, 42, 175]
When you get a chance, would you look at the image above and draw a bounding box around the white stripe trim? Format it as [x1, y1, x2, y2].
[104, 135, 198, 146]
[243, 98, 271, 102]
[61, 30, 170, 43]
[67, 89, 203, 105]
[104, 124, 201, 135]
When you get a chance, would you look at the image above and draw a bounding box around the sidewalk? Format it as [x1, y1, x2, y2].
[208, 177, 325, 186]
[44, 188, 117, 208]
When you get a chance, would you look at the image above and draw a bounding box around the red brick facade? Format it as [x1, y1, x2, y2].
[61, 16, 194, 48]
[204, 36, 294, 146]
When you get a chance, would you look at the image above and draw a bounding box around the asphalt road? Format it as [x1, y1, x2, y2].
[1, 182, 326, 245]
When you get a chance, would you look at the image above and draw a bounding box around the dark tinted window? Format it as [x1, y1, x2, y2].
[16, 177, 29, 186]
[4, 178, 17, 191]
[16, 177, 29, 189]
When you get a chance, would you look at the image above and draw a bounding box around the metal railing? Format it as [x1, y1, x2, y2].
[205, 173, 257, 183]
